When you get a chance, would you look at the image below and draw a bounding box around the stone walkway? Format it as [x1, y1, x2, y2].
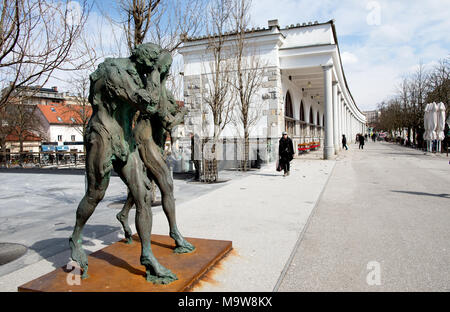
[0, 156, 335, 291]
[278, 141, 450, 291]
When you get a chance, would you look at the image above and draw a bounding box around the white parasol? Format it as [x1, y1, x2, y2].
[436, 102, 446, 141]
[423, 103, 430, 141]
[429, 102, 438, 141]
[423, 103, 433, 141]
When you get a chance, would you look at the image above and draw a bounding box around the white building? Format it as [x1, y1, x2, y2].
[37, 104, 90, 152]
[179, 19, 366, 163]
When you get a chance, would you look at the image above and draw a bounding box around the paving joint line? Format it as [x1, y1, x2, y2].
[272, 159, 338, 292]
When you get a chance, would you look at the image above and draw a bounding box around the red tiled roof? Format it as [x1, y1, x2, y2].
[37, 104, 92, 125]
[6, 128, 42, 142]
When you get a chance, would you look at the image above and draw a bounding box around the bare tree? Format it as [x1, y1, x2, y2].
[104, 0, 205, 52]
[0, 104, 13, 165]
[229, 0, 266, 171]
[61, 76, 92, 152]
[200, 0, 235, 182]
[0, 0, 90, 109]
[408, 62, 429, 147]
[396, 77, 413, 144]
[1, 98, 47, 165]
[427, 56, 450, 117]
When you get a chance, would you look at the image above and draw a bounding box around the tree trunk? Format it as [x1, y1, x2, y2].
[19, 135, 24, 166]
[0, 140, 6, 167]
[243, 128, 249, 171]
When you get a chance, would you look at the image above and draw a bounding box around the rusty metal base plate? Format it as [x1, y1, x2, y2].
[18, 234, 232, 292]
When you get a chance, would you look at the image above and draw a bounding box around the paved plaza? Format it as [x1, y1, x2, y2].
[278, 141, 450, 291]
[0, 141, 449, 291]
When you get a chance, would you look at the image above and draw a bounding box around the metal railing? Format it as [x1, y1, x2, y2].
[0, 151, 86, 168]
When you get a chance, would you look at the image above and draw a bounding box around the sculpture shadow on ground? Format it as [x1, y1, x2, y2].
[87, 237, 175, 277]
[391, 190, 450, 199]
[89, 249, 145, 277]
[27, 224, 123, 269]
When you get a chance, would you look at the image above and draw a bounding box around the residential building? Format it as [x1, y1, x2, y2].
[36, 104, 91, 152]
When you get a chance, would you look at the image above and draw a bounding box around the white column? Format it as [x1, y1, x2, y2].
[345, 107, 352, 143]
[340, 97, 344, 144]
[337, 94, 341, 149]
[332, 83, 339, 154]
[322, 65, 334, 159]
[343, 105, 347, 140]
[351, 115, 354, 139]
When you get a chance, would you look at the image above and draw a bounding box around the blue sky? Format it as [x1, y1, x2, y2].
[250, 0, 450, 110]
[62, 0, 449, 111]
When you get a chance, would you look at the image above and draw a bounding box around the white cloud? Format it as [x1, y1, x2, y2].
[250, 0, 450, 110]
[44, 0, 449, 110]
[341, 52, 358, 65]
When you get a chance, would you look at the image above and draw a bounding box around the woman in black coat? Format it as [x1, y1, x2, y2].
[359, 134, 365, 149]
[342, 134, 348, 150]
[279, 131, 294, 176]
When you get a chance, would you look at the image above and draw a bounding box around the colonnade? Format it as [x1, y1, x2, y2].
[322, 65, 366, 159]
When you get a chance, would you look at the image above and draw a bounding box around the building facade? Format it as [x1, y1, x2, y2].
[179, 19, 366, 163]
[37, 104, 91, 152]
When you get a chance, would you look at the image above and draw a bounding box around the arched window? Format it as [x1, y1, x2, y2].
[309, 107, 314, 124]
[300, 101, 305, 121]
[285, 91, 294, 136]
[317, 111, 320, 126]
[285, 91, 293, 118]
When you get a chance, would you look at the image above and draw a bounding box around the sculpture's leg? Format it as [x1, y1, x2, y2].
[139, 133, 195, 254]
[116, 190, 135, 244]
[70, 132, 111, 279]
[115, 151, 177, 284]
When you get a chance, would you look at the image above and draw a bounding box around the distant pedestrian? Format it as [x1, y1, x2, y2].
[190, 133, 200, 181]
[364, 133, 368, 141]
[342, 134, 348, 150]
[359, 134, 365, 149]
[355, 134, 359, 144]
[278, 131, 294, 177]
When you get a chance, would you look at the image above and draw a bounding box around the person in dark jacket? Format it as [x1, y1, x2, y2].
[359, 134, 365, 149]
[342, 134, 348, 150]
[278, 131, 294, 176]
[190, 133, 200, 181]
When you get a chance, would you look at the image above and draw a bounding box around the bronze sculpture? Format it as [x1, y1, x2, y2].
[116, 49, 194, 254]
[69, 43, 194, 284]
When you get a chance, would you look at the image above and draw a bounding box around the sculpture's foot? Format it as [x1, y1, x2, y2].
[116, 212, 133, 244]
[141, 256, 178, 284]
[170, 230, 195, 254]
[69, 237, 89, 279]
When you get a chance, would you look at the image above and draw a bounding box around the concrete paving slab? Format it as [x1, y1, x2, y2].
[0, 158, 335, 292]
[278, 141, 450, 291]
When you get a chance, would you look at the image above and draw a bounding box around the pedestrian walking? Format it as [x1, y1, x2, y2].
[278, 131, 294, 177]
[190, 132, 201, 181]
[355, 134, 359, 144]
[342, 134, 348, 150]
[359, 134, 365, 149]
